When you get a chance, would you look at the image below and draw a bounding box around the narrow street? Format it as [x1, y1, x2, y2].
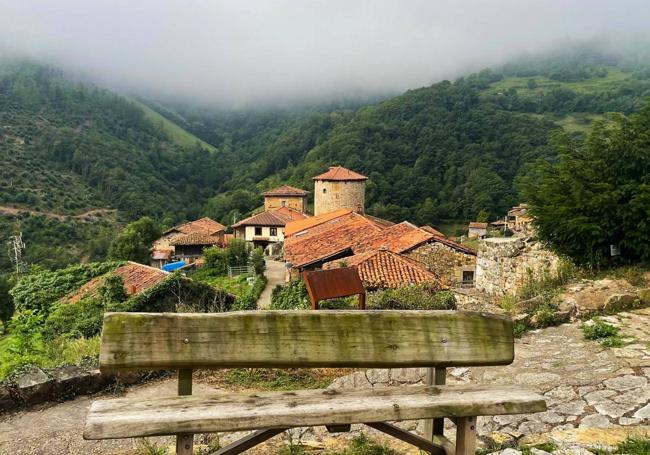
[256, 258, 286, 309]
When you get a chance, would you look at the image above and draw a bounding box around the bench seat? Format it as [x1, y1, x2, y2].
[84, 384, 545, 440]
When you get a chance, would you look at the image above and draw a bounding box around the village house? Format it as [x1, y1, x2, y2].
[507, 203, 533, 232]
[468, 222, 488, 239]
[232, 206, 308, 254]
[151, 217, 226, 267]
[62, 262, 170, 304]
[323, 248, 441, 290]
[261, 185, 308, 213]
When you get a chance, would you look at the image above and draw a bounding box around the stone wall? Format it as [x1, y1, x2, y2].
[264, 195, 306, 213]
[314, 180, 365, 215]
[406, 242, 476, 286]
[475, 237, 561, 296]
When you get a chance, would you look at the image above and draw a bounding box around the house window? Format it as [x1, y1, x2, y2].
[270, 227, 277, 236]
[281, 200, 286, 207]
[323, 188, 327, 194]
[254, 227, 262, 236]
[462, 271, 475, 286]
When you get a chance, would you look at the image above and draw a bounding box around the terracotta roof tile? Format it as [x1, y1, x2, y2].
[354, 222, 434, 254]
[420, 225, 446, 237]
[170, 233, 223, 246]
[469, 222, 488, 229]
[232, 208, 308, 228]
[284, 208, 352, 237]
[261, 185, 308, 196]
[312, 166, 368, 181]
[63, 262, 169, 304]
[164, 217, 226, 236]
[284, 212, 382, 268]
[323, 250, 440, 289]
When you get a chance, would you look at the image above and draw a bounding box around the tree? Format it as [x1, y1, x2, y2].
[227, 239, 250, 267]
[204, 247, 229, 275]
[476, 210, 490, 223]
[108, 217, 161, 263]
[527, 78, 538, 89]
[251, 247, 265, 275]
[523, 106, 650, 266]
[0, 275, 15, 328]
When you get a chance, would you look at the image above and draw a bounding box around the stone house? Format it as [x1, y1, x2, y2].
[151, 217, 226, 267]
[507, 204, 534, 233]
[261, 185, 308, 213]
[468, 222, 488, 239]
[232, 207, 308, 254]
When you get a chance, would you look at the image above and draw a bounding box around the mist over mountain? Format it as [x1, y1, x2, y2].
[2, 1, 650, 106]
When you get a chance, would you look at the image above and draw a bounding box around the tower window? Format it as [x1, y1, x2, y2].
[281, 200, 286, 207]
[323, 188, 327, 194]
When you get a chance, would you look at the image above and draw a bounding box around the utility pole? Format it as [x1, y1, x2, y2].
[8, 232, 26, 275]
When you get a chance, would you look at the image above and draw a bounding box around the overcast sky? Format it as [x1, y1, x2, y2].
[1, 0, 649, 106]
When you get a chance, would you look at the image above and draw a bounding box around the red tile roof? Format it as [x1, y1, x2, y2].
[312, 166, 368, 181]
[420, 225, 446, 237]
[364, 214, 395, 229]
[164, 217, 226, 236]
[284, 208, 352, 237]
[261, 185, 308, 197]
[469, 222, 488, 229]
[323, 250, 440, 289]
[232, 208, 308, 228]
[169, 233, 223, 246]
[151, 250, 172, 260]
[355, 222, 434, 254]
[284, 212, 382, 268]
[63, 262, 169, 304]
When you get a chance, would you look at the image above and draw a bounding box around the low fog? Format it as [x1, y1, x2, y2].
[1, 0, 649, 106]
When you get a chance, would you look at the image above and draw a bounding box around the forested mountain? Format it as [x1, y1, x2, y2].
[2, 46, 650, 271]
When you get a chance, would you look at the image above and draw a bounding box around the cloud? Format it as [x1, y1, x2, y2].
[1, 0, 649, 106]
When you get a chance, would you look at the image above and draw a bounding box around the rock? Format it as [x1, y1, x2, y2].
[633, 403, 650, 419]
[545, 386, 578, 404]
[0, 386, 17, 412]
[516, 372, 562, 386]
[535, 411, 565, 424]
[493, 414, 525, 427]
[583, 389, 615, 405]
[557, 298, 577, 318]
[15, 367, 54, 405]
[603, 374, 647, 391]
[579, 414, 611, 428]
[618, 417, 641, 426]
[637, 288, 650, 305]
[604, 293, 640, 313]
[530, 448, 552, 455]
[594, 401, 636, 418]
[553, 449, 598, 455]
[553, 400, 587, 416]
[518, 296, 545, 313]
[484, 431, 518, 449]
[450, 367, 470, 378]
[491, 449, 522, 455]
[517, 420, 547, 434]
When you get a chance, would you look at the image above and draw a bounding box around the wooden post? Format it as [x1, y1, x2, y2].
[455, 416, 477, 455]
[358, 292, 366, 310]
[176, 369, 193, 455]
[423, 367, 446, 440]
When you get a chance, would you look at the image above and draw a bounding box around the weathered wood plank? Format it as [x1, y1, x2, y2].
[83, 384, 545, 440]
[176, 369, 193, 455]
[213, 429, 286, 455]
[423, 366, 447, 440]
[366, 422, 452, 455]
[99, 310, 514, 371]
[455, 416, 477, 455]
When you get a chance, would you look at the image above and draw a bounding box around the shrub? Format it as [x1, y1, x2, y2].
[251, 247, 265, 274]
[367, 286, 457, 310]
[45, 298, 105, 339]
[271, 280, 310, 310]
[232, 275, 266, 311]
[582, 318, 625, 348]
[203, 246, 229, 275]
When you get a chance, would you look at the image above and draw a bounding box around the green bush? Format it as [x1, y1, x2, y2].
[582, 318, 619, 340]
[203, 247, 229, 275]
[367, 286, 457, 310]
[270, 280, 310, 310]
[45, 298, 105, 339]
[251, 247, 265, 274]
[232, 275, 267, 311]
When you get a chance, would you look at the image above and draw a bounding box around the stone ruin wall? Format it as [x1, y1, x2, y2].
[406, 242, 476, 287]
[475, 237, 562, 296]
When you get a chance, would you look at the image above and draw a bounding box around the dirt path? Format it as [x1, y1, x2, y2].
[257, 258, 286, 309]
[1, 310, 648, 455]
[0, 205, 115, 222]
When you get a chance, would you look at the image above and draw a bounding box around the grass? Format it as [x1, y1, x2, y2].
[582, 318, 626, 348]
[278, 433, 399, 455]
[134, 438, 168, 455]
[222, 368, 337, 391]
[588, 436, 650, 454]
[129, 98, 217, 152]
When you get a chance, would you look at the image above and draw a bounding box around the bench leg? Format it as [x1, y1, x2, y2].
[214, 428, 286, 455]
[423, 367, 446, 440]
[454, 416, 477, 455]
[176, 434, 194, 455]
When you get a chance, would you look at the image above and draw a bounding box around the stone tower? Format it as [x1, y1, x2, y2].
[313, 166, 367, 216]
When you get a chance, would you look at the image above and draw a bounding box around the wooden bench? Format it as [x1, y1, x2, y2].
[84, 310, 546, 455]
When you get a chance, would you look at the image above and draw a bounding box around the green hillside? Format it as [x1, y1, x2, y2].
[2, 47, 650, 272]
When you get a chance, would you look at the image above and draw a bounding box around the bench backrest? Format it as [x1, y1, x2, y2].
[99, 310, 514, 372]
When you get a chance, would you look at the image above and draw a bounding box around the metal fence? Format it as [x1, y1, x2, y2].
[228, 265, 255, 277]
